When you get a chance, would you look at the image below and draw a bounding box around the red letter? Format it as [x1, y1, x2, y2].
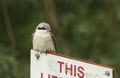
[77, 66, 84, 78]
[48, 74, 50, 78]
[65, 63, 73, 76]
[40, 72, 43, 78]
[52, 75, 58, 78]
[74, 65, 77, 76]
[57, 61, 64, 73]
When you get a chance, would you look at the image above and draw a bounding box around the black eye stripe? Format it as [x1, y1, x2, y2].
[38, 27, 46, 30]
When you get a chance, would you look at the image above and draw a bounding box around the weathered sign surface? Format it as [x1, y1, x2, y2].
[30, 50, 114, 78]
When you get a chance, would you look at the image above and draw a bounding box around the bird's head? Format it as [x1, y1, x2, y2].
[35, 22, 51, 33]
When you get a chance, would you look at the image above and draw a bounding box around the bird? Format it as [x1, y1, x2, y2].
[32, 22, 56, 53]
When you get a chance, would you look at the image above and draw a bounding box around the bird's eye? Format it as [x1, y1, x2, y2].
[38, 27, 46, 30]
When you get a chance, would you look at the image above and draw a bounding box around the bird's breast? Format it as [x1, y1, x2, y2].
[33, 33, 55, 52]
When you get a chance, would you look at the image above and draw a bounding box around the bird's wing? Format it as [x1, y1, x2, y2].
[50, 32, 57, 52]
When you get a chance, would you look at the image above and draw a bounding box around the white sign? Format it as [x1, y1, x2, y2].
[30, 50, 114, 78]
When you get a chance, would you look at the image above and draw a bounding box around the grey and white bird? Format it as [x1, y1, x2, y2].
[33, 22, 56, 53]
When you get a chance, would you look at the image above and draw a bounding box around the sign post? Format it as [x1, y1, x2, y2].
[30, 49, 115, 78]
